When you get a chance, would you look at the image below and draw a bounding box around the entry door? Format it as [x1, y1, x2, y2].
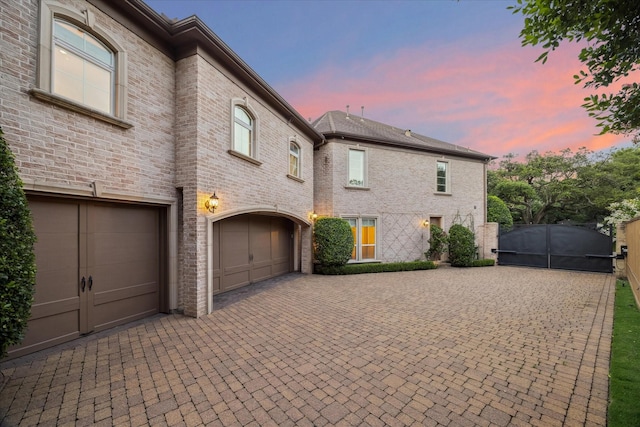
[8, 198, 161, 358]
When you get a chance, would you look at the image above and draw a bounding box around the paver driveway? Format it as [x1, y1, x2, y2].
[0, 266, 614, 426]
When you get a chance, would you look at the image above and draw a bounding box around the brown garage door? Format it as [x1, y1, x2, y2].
[7, 197, 162, 358]
[212, 214, 292, 294]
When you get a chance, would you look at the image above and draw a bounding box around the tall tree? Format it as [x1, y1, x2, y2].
[490, 148, 590, 224]
[510, 0, 640, 141]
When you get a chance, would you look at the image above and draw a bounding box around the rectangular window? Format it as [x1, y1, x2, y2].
[348, 149, 365, 187]
[345, 217, 377, 261]
[436, 160, 448, 193]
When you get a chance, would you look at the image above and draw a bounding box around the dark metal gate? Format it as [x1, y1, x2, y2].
[497, 224, 613, 273]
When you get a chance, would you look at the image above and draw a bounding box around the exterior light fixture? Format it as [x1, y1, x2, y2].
[205, 192, 219, 213]
[422, 220, 430, 227]
[309, 211, 318, 221]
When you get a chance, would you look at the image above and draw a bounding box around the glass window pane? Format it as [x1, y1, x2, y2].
[53, 48, 83, 103]
[84, 35, 113, 66]
[362, 225, 375, 244]
[362, 246, 375, 259]
[235, 107, 251, 126]
[54, 21, 84, 50]
[437, 161, 447, 192]
[234, 123, 251, 155]
[349, 150, 364, 186]
[289, 154, 299, 176]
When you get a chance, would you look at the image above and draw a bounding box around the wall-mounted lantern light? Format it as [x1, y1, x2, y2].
[309, 211, 318, 221]
[422, 219, 430, 228]
[205, 192, 219, 213]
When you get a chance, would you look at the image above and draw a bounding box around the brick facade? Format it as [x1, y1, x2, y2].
[2, 0, 492, 329]
[314, 139, 491, 262]
[2, 0, 319, 320]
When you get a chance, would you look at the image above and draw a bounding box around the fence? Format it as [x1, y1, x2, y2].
[618, 217, 640, 307]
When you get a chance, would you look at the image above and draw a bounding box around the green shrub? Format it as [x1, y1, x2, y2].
[426, 224, 448, 260]
[471, 259, 495, 267]
[448, 224, 476, 267]
[487, 195, 513, 229]
[0, 127, 37, 358]
[313, 217, 353, 267]
[315, 260, 437, 275]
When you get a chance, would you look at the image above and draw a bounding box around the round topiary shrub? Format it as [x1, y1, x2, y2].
[0, 127, 37, 358]
[487, 195, 513, 229]
[313, 217, 354, 268]
[448, 224, 476, 267]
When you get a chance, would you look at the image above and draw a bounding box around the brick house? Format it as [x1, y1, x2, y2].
[2, 0, 494, 358]
[312, 110, 494, 263]
[2, 0, 321, 358]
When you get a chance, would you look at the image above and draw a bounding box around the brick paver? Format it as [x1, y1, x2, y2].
[0, 266, 614, 426]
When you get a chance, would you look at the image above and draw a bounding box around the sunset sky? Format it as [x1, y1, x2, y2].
[145, 0, 634, 159]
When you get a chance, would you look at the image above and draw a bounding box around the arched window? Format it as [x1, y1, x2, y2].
[233, 106, 254, 157]
[289, 141, 300, 178]
[33, 2, 129, 127]
[53, 19, 115, 114]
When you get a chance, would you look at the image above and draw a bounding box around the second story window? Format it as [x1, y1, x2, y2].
[289, 141, 300, 178]
[436, 160, 449, 193]
[53, 19, 115, 114]
[348, 149, 366, 187]
[233, 106, 254, 157]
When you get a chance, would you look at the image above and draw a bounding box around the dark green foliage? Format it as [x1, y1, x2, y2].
[608, 280, 640, 426]
[425, 224, 448, 260]
[313, 217, 353, 267]
[487, 195, 513, 229]
[447, 224, 476, 267]
[315, 261, 437, 275]
[471, 259, 495, 267]
[0, 127, 37, 358]
[510, 0, 640, 142]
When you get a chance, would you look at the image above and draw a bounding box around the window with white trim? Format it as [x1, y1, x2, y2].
[233, 105, 254, 157]
[348, 148, 366, 187]
[289, 141, 301, 178]
[33, 2, 129, 127]
[345, 217, 377, 261]
[436, 160, 449, 193]
[53, 19, 114, 114]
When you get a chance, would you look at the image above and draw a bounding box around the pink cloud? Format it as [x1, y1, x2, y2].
[279, 39, 635, 158]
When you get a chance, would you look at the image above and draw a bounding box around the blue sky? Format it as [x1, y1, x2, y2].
[145, 0, 633, 158]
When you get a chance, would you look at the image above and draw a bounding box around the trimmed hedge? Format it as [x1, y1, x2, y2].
[313, 217, 354, 267]
[487, 195, 513, 229]
[471, 259, 495, 267]
[448, 224, 476, 267]
[0, 127, 37, 358]
[315, 260, 437, 275]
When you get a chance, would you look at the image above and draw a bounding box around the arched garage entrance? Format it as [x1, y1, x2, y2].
[210, 214, 294, 295]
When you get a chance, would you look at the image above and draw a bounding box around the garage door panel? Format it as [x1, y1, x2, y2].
[215, 214, 292, 295]
[92, 293, 158, 332]
[11, 311, 80, 357]
[8, 197, 163, 359]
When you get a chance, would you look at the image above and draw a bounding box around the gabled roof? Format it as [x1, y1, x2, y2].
[313, 110, 495, 161]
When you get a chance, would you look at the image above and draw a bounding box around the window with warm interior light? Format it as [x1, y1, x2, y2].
[345, 217, 377, 261]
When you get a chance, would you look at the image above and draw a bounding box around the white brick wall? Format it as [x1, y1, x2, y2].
[315, 139, 488, 262]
